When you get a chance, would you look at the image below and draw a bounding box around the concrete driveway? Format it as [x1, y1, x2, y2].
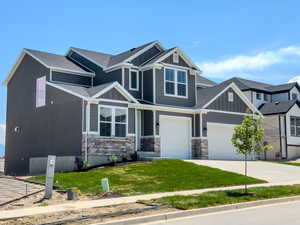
[188, 160, 300, 183]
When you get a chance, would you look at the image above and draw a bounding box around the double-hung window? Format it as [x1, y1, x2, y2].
[129, 70, 139, 91]
[100, 107, 127, 137]
[165, 68, 187, 97]
[290, 116, 300, 137]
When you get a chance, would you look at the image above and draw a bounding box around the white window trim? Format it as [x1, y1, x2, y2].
[129, 69, 139, 91]
[290, 116, 300, 137]
[228, 92, 234, 102]
[164, 67, 188, 99]
[98, 105, 128, 138]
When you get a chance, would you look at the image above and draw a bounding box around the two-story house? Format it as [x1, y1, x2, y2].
[221, 77, 300, 160]
[3, 41, 260, 175]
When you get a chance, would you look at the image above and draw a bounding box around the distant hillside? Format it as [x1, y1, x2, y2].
[0, 145, 4, 157]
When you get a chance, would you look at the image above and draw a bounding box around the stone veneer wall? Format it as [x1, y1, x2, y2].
[82, 134, 135, 166]
[192, 138, 208, 159]
[140, 137, 160, 153]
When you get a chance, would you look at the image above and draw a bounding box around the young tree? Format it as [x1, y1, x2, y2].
[231, 115, 272, 193]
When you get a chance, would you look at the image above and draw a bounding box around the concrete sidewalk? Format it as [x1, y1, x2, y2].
[1, 181, 300, 220]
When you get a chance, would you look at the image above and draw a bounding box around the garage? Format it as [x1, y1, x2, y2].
[207, 123, 244, 160]
[160, 115, 191, 159]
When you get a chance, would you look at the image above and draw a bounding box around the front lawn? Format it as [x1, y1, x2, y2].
[29, 159, 265, 196]
[146, 185, 300, 209]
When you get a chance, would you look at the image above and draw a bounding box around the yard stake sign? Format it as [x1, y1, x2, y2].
[101, 178, 110, 192]
[44, 155, 56, 199]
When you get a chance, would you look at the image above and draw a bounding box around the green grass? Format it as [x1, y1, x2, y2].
[28, 159, 265, 196]
[146, 185, 300, 209]
[279, 162, 300, 167]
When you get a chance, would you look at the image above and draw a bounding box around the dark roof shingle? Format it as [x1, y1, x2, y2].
[258, 100, 299, 115]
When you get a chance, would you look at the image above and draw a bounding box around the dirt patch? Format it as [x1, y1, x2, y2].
[0, 203, 177, 225]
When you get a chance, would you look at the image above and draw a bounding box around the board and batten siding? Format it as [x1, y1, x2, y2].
[207, 88, 251, 113]
[162, 54, 190, 68]
[98, 88, 128, 101]
[142, 69, 153, 102]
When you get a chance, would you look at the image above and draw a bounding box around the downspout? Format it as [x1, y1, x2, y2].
[278, 115, 282, 159]
[284, 115, 288, 159]
[85, 102, 90, 162]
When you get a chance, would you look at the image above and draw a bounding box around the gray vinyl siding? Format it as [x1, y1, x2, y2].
[5, 53, 82, 176]
[142, 110, 154, 136]
[51, 71, 92, 87]
[155, 111, 196, 137]
[142, 69, 153, 102]
[124, 68, 142, 99]
[272, 92, 289, 102]
[207, 112, 244, 125]
[90, 104, 98, 132]
[83, 101, 87, 132]
[128, 108, 135, 134]
[162, 54, 190, 68]
[68, 51, 107, 86]
[131, 46, 161, 66]
[106, 69, 123, 85]
[195, 114, 200, 137]
[99, 88, 127, 101]
[207, 88, 251, 113]
[155, 68, 196, 107]
[202, 113, 207, 137]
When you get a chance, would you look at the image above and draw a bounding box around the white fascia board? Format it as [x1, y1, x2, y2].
[46, 82, 89, 100]
[202, 82, 262, 116]
[103, 63, 133, 72]
[2, 49, 95, 86]
[124, 41, 163, 62]
[68, 48, 106, 69]
[129, 103, 201, 114]
[197, 83, 215, 87]
[155, 47, 201, 72]
[91, 82, 139, 104]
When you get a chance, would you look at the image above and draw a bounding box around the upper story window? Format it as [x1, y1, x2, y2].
[228, 92, 234, 102]
[292, 93, 298, 100]
[173, 53, 179, 63]
[164, 68, 188, 98]
[129, 70, 139, 91]
[99, 106, 127, 137]
[290, 116, 300, 137]
[263, 93, 269, 101]
[256, 92, 261, 100]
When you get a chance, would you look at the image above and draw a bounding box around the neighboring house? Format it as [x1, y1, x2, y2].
[221, 77, 300, 160]
[3, 41, 260, 175]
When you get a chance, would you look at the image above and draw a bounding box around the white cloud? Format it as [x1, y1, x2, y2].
[0, 124, 5, 145]
[197, 46, 300, 79]
[288, 76, 300, 84]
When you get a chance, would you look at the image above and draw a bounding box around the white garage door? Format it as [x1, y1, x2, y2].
[160, 116, 191, 159]
[207, 123, 244, 160]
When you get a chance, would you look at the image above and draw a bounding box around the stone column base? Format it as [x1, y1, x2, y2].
[192, 138, 208, 159]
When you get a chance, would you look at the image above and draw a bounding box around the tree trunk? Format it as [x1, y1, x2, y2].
[245, 153, 248, 193]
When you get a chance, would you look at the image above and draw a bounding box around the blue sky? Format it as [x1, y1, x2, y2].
[1, 0, 300, 144]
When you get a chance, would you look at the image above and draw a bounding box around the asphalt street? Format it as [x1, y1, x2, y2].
[144, 200, 300, 225]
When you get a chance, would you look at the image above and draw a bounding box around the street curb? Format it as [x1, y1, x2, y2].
[92, 195, 300, 225]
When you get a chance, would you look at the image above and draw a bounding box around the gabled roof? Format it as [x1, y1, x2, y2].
[141, 47, 201, 71]
[3, 49, 95, 86]
[259, 100, 299, 115]
[69, 41, 163, 70]
[196, 75, 217, 87]
[195, 82, 261, 115]
[221, 77, 300, 93]
[47, 81, 139, 103]
[265, 82, 299, 92]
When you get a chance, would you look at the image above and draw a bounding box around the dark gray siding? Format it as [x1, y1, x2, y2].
[207, 112, 244, 125]
[162, 54, 190, 68]
[99, 88, 127, 101]
[131, 46, 161, 66]
[142, 110, 154, 136]
[155, 111, 195, 136]
[195, 114, 200, 137]
[207, 88, 251, 113]
[128, 108, 135, 134]
[142, 69, 153, 102]
[202, 113, 207, 137]
[5, 53, 82, 176]
[124, 68, 142, 99]
[51, 71, 92, 86]
[106, 69, 123, 85]
[83, 101, 87, 132]
[68, 51, 107, 86]
[90, 104, 98, 132]
[155, 68, 196, 107]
